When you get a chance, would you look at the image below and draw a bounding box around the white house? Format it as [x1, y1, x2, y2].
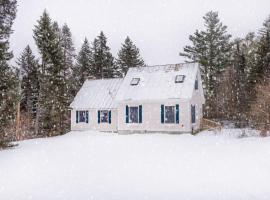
[70, 78, 123, 132]
[70, 63, 205, 133]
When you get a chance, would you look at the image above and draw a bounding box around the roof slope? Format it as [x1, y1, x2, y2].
[70, 78, 123, 109]
[115, 63, 199, 101]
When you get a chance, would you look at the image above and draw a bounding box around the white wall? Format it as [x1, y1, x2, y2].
[189, 70, 205, 131]
[117, 99, 193, 133]
[71, 109, 118, 132]
[190, 91, 203, 132]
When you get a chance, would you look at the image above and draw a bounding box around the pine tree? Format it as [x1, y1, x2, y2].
[180, 11, 232, 118]
[256, 16, 270, 81]
[17, 46, 39, 120]
[230, 39, 249, 123]
[0, 0, 18, 145]
[92, 31, 115, 78]
[33, 10, 70, 136]
[245, 18, 270, 120]
[247, 17, 270, 128]
[73, 38, 93, 92]
[33, 10, 53, 135]
[61, 24, 75, 77]
[116, 36, 144, 76]
[60, 23, 76, 101]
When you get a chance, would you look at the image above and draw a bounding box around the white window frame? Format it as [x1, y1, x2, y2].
[164, 106, 176, 124]
[129, 106, 139, 123]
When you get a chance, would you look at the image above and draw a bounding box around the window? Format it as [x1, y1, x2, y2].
[100, 110, 109, 123]
[161, 104, 179, 124]
[191, 105, 196, 123]
[76, 110, 88, 123]
[129, 107, 139, 123]
[79, 111, 86, 122]
[130, 78, 140, 86]
[195, 76, 198, 90]
[175, 75, 185, 83]
[126, 105, 142, 123]
[98, 110, 111, 124]
[165, 106, 175, 123]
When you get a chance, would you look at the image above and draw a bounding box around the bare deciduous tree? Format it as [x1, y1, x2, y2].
[250, 79, 270, 136]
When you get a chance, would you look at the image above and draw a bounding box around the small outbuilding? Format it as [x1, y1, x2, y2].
[70, 63, 205, 133]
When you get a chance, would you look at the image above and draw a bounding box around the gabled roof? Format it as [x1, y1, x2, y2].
[70, 78, 123, 109]
[115, 63, 200, 102]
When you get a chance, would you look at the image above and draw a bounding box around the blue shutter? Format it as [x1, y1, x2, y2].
[139, 105, 142, 123]
[109, 110, 111, 124]
[98, 110, 100, 124]
[161, 105, 164, 124]
[76, 111, 79, 123]
[191, 105, 196, 123]
[175, 104, 179, 124]
[125, 106, 129, 123]
[86, 111, 89, 123]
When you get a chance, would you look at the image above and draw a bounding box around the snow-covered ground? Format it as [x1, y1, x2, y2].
[1, 129, 270, 200]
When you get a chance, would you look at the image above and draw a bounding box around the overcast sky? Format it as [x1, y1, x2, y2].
[10, 0, 270, 66]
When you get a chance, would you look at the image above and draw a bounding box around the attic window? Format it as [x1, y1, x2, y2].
[130, 78, 140, 86]
[175, 75, 185, 83]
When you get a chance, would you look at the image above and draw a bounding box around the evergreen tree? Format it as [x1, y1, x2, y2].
[245, 18, 270, 117]
[61, 24, 75, 77]
[0, 0, 18, 145]
[33, 10, 70, 136]
[73, 38, 93, 92]
[116, 36, 144, 76]
[180, 11, 232, 118]
[256, 16, 270, 81]
[33, 10, 54, 135]
[230, 39, 249, 123]
[17, 46, 39, 121]
[237, 33, 258, 104]
[92, 31, 115, 78]
[60, 24, 76, 99]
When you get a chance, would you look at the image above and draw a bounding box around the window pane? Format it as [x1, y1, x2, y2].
[79, 111, 86, 122]
[100, 110, 109, 123]
[129, 107, 139, 123]
[165, 106, 175, 123]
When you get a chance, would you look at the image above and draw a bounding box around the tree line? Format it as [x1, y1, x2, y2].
[180, 11, 270, 131]
[18, 10, 145, 139]
[0, 2, 144, 147]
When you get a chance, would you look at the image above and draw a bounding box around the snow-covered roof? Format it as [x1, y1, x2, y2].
[70, 78, 123, 109]
[115, 63, 200, 102]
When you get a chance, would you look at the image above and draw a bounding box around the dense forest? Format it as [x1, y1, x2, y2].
[0, 0, 269, 147]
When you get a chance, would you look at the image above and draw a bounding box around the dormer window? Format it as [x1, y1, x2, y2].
[130, 78, 140, 86]
[175, 75, 185, 83]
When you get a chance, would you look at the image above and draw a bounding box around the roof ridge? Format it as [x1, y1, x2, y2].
[143, 62, 197, 68]
[86, 78, 124, 81]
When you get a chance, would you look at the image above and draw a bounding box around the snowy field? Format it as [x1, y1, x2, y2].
[1, 130, 270, 200]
